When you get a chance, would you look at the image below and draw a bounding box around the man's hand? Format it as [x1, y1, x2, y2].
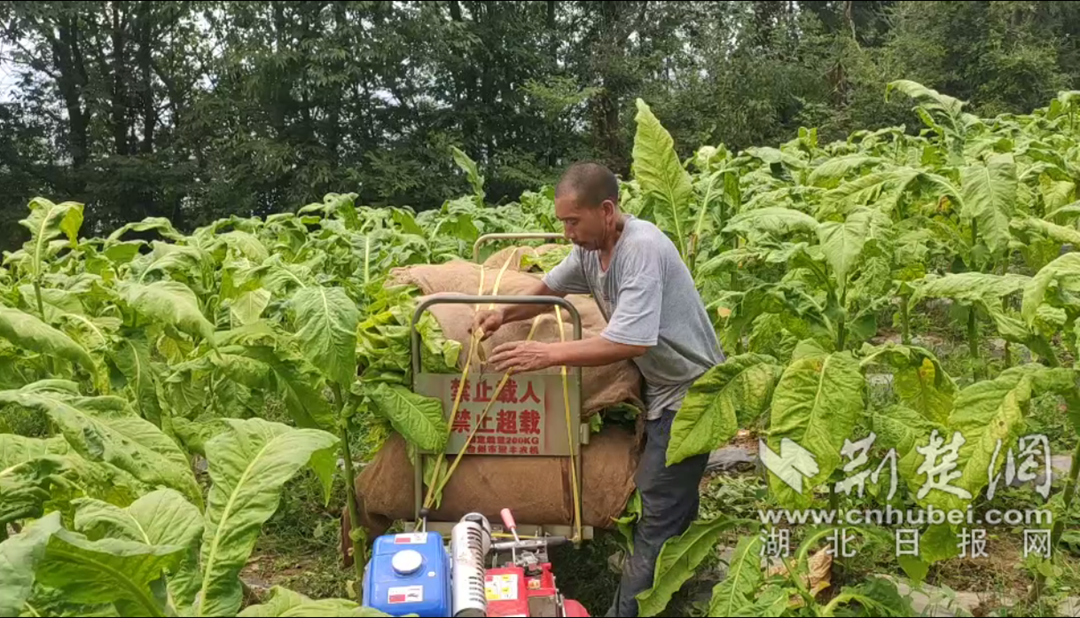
[489, 340, 556, 373]
[471, 309, 504, 341]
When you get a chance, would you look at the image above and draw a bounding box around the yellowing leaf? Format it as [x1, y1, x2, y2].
[368, 383, 449, 452]
[667, 355, 780, 466]
[292, 286, 359, 387]
[633, 99, 693, 258]
[196, 419, 338, 617]
[0, 304, 95, 374]
[120, 281, 215, 342]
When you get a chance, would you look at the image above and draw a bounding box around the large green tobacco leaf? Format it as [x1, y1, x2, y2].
[635, 516, 748, 616]
[0, 456, 68, 527]
[120, 280, 215, 342]
[0, 304, 95, 373]
[767, 345, 864, 509]
[136, 242, 211, 285]
[0, 434, 149, 510]
[0, 384, 202, 509]
[1022, 252, 1080, 324]
[713, 584, 788, 618]
[237, 586, 311, 617]
[368, 383, 449, 452]
[242, 346, 335, 430]
[818, 169, 922, 217]
[231, 289, 272, 326]
[807, 155, 885, 188]
[17, 284, 84, 322]
[451, 146, 486, 203]
[886, 80, 966, 117]
[707, 534, 764, 617]
[239, 587, 391, 617]
[1011, 217, 1080, 247]
[292, 286, 359, 388]
[666, 354, 780, 466]
[961, 153, 1017, 255]
[0, 433, 70, 467]
[911, 369, 1040, 512]
[19, 197, 84, 278]
[872, 404, 947, 506]
[723, 207, 819, 241]
[36, 527, 184, 617]
[861, 344, 956, 425]
[0, 511, 63, 616]
[817, 207, 893, 292]
[111, 331, 163, 425]
[59, 314, 121, 353]
[633, 98, 694, 258]
[195, 418, 338, 617]
[107, 217, 185, 243]
[911, 272, 1030, 307]
[219, 231, 270, 263]
[74, 489, 203, 610]
[829, 578, 915, 616]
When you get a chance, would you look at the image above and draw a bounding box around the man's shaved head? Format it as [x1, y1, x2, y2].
[555, 162, 619, 208]
[553, 162, 622, 251]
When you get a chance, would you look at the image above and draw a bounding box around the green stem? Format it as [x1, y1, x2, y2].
[967, 305, 981, 380]
[731, 266, 745, 355]
[780, 554, 816, 610]
[688, 172, 722, 273]
[334, 384, 366, 599]
[33, 279, 46, 321]
[1046, 346, 1061, 368]
[821, 593, 855, 617]
[1051, 439, 1080, 548]
[900, 294, 911, 345]
[363, 235, 371, 287]
[835, 289, 848, 351]
[1032, 439, 1080, 603]
[33, 279, 57, 376]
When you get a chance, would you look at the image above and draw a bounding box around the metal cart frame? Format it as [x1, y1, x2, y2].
[407, 232, 592, 542]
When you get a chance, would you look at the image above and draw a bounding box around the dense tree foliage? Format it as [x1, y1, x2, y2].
[2, 1, 1080, 249]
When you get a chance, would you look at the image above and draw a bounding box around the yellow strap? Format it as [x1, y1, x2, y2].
[430, 316, 544, 501]
[426, 248, 582, 546]
[553, 307, 582, 543]
[424, 249, 528, 510]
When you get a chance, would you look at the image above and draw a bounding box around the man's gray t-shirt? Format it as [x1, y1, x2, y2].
[542, 215, 725, 420]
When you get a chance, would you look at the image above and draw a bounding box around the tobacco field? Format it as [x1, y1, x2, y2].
[2, 80, 1080, 616]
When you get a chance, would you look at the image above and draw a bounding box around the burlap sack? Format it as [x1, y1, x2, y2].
[390, 261, 644, 416]
[343, 424, 641, 565]
[340, 261, 646, 566]
[482, 243, 567, 272]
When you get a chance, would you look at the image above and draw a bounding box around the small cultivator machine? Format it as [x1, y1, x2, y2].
[360, 234, 596, 617]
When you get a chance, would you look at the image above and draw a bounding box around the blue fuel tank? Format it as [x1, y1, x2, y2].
[362, 531, 451, 617]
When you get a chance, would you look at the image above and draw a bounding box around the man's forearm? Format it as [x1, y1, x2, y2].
[548, 336, 647, 367]
[500, 302, 553, 324]
[498, 280, 567, 324]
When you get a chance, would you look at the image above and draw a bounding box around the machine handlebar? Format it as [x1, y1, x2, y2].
[491, 535, 568, 553]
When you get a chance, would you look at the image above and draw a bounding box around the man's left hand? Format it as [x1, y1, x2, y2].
[489, 340, 557, 373]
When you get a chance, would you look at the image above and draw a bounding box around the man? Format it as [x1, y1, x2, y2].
[473, 162, 725, 617]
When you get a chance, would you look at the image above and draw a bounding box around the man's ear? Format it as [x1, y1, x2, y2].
[602, 198, 617, 218]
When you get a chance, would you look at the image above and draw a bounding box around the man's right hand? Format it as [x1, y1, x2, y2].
[472, 309, 504, 340]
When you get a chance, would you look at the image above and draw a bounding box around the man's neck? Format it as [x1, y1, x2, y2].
[599, 214, 627, 263]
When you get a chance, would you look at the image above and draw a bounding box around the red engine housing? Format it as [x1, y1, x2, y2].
[485, 563, 589, 617]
